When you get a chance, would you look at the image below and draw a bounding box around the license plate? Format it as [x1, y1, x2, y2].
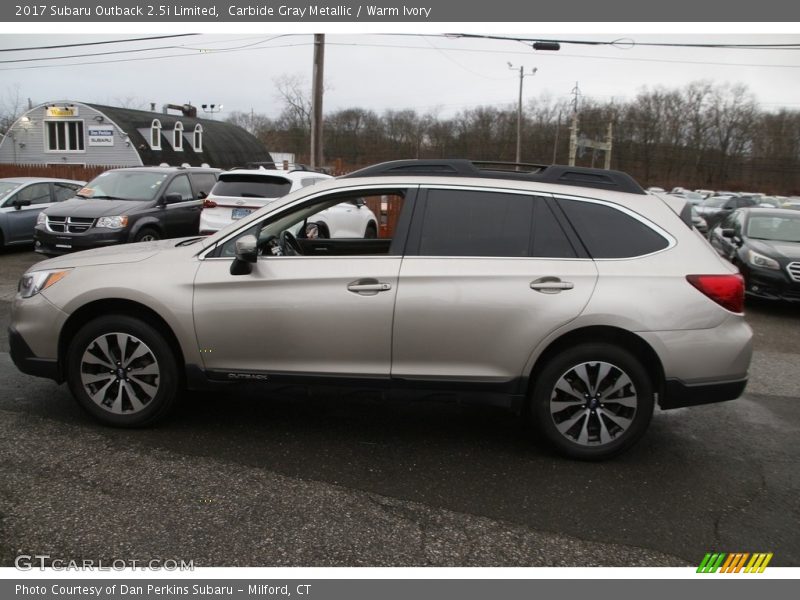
[231, 207, 253, 220]
[55, 244, 72, 249]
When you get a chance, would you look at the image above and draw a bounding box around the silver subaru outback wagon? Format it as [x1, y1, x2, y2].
[9, 160, 752, 459]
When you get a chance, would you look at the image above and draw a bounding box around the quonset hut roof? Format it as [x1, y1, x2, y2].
[86, 103, 272, 169]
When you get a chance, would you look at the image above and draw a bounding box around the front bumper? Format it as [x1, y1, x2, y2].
[742, 264, 800, 302]
[34, 227, 127, 255]
[8, 326, 61, 382]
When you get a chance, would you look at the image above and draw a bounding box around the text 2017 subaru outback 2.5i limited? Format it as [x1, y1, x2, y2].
[10, 160, 752, 459]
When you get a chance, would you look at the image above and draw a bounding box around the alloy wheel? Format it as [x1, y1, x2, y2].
[548, 361, 638, 447]
[79, 333, 160, 415]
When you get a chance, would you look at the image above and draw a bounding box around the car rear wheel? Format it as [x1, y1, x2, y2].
[531, 343, 654, 460]
[65, 315, 180, 427]
[364, 222, 378, 238]
[134, 228, 160, 242]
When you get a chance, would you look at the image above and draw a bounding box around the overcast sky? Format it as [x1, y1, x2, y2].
[1, 32, 799, 120]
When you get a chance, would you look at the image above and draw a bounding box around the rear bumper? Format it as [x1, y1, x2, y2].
[660, 377, 747, 409]
[8, 326, 61, 382]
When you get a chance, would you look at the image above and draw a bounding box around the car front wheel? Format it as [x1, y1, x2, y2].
[531, 343, 654, 460]
[65, 315, 180, 427]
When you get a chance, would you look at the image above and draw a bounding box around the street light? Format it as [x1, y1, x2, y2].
[201, 103, 223, 115]
[508, 63, 537, 164]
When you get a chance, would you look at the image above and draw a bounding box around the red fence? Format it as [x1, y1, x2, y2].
[0, 163, 113, 182]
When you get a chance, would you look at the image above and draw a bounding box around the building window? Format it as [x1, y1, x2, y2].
[150, 119, 162, 150]
[193, 124, 203, 152]
[45, 120, 84, 152]
[173, 121, 184, 151]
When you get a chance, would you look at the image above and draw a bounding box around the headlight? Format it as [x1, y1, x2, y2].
[37, 212, 47, 226]
[96, 216, 128, 229]
[18, 269, 72, 299]
[746, 249, 779, 270]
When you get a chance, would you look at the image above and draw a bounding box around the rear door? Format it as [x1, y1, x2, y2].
[391, 186, 598, 388]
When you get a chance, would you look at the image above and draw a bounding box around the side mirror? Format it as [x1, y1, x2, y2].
[721, 228, 736, 239]
[12, 199, 31, 210]
[160, 193, 183, 206]
[230, 234, 258, 275]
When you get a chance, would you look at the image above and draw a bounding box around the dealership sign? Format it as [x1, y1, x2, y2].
[88, 127, 114, 146]
[45, 106, 78, 118]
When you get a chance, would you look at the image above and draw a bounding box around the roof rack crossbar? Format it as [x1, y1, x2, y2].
[343, 159, 646, 195]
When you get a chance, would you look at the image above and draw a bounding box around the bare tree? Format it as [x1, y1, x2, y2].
[0, 85, 26, 135]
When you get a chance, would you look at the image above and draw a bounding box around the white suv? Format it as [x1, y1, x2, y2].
[10, 160, 752, 460]
[200, 166, 378, 238]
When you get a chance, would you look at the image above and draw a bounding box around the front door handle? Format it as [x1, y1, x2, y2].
[530, 277, 574, 293]
[347, 279, 392, 296]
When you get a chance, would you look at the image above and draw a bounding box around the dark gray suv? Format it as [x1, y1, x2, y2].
[34, 166, 219, 255]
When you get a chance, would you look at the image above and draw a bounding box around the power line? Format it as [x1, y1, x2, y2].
[448, 33, 800, 50]
[0, 34, 199, 53]
[2, 37, 800, 72]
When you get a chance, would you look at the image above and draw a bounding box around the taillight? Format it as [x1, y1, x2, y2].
[686, 274, 744, 313]
[203, 198, 217, 209]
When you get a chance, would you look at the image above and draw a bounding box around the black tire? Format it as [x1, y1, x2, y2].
[134, 227, 160, 243]
[364, 222, 378, 239]
[530, 343, 654, 460]
[65, 315, 180, 427]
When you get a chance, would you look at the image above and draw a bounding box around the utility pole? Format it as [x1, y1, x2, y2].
[310, 33, 325, 169]
[508, 63, 537, 164]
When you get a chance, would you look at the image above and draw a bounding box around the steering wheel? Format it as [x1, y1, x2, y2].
[279, 230, 303, 256]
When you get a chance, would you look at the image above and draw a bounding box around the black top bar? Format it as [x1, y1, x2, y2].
[342, 160, 647, 195]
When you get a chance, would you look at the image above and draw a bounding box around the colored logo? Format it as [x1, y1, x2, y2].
[697, 552, 773, 573]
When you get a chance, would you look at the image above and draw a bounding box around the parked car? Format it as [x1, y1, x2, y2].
[0, 177, 84, 247]
[669, 190, 705, 206]
[782, 198, 800, 211]
[691, 206, 708, 234]
[695, 195, 759, 230]
[708, 207, 800, 302]
[200, 166, 328, 233]
[34, 166, 219, 255]
[10, 159, 752, 460]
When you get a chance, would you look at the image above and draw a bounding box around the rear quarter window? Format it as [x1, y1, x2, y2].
[558, 198, 670, 258]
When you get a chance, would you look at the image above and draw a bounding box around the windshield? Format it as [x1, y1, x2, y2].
[212, 175, 292, 199]
[747, 215, 800, 243]
[79, 171, 170, 201]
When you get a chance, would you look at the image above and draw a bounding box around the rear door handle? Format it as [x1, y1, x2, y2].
[347, 279, 392, 295]
[530, 277, 574, 293]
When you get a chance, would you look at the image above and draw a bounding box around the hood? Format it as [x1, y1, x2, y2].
[43, 197, 152, 218]
[29, 238, 191, 270]
[749, 238, 800, 261]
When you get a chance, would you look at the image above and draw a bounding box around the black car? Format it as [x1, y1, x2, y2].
[709, 208, 800, 302]
[34, 166, 219, 256]
[695, 194, 759, 230]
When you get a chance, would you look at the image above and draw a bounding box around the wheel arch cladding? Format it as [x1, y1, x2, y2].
[527, 325, 665, 402]
[58, 299, 186, 383]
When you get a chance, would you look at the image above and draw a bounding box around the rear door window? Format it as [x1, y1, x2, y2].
[412, 189, 576, 258]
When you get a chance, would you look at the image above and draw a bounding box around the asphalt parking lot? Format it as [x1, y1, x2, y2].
[0, 246, 798, 567]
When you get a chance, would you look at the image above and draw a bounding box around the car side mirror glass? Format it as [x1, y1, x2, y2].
[162, 192, 183, 205]
[721, 228, 736, 239]
[230, 234, 258, 275]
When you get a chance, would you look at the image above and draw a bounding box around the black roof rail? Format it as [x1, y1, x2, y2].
[342, 159, 647, 195]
